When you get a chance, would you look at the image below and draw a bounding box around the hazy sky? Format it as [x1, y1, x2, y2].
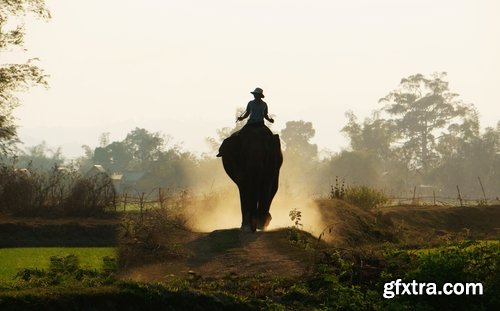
[7, 0, 500, 158]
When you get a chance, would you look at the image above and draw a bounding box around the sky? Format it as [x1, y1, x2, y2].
[6, 0, 500, 158]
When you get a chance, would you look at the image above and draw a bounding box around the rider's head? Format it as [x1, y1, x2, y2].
[251, 87, 265, 99]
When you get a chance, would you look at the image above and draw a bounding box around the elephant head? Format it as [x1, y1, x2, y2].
[217, 126, 283, 232]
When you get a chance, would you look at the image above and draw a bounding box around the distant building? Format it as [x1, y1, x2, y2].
[84, 165, 160, 194]
[113, 171, 159, 194]
[84, 165, 107, 178]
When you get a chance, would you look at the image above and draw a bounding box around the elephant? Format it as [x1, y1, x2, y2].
[217, 126, 283, 232]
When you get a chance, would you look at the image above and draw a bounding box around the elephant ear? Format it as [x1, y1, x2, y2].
[218, 135, 242, 184]
[216, 134, 242, 157]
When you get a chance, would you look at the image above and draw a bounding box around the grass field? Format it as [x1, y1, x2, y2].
[0, 247, 116, 284]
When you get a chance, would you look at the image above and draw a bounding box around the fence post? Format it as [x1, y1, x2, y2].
[113, 191, 117, 212]
[159, 187, 164, 209]
[123, 193, 128, 212]
[139, 192, 145, 224]
[412, 186, 417, 204]
[456, 185, 463, 207]
[478, 177, 487, 204]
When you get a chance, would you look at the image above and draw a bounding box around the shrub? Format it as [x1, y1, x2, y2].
[64, 173, 115, 216]
[15, 254, 118, 287]
[0, 164, 115, 217]
[344, 185, 388, 209]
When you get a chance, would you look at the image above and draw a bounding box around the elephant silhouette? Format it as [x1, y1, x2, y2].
[217, 126, 283, 232]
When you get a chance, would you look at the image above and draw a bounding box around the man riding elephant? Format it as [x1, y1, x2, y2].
[217, 87, 283, 232]
[237, 87, 274, 132]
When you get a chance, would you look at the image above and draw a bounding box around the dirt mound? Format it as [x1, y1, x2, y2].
[313, 200, 500, 247]
[315, 199, 395, 246]
[316, 200, 500, 246]
[378, 204, 500, 244]
[120, 228, 319, 283]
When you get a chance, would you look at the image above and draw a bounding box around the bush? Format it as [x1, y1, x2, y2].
[15, 254, 117, 288]
[64, 173, 115, 216]
[0, 164, 115, 217]
[329, 179, 388, 209]
[344, 185, 388, 209]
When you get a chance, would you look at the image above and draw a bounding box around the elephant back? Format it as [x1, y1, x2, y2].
[217, 126, 282, 184]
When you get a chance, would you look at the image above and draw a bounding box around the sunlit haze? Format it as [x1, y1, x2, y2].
[8, 0, 500, 158]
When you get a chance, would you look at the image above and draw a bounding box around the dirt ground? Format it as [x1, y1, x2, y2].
[120, 228, 318, 282]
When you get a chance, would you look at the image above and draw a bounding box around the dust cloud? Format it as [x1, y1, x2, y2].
[184, 158, 327, 237]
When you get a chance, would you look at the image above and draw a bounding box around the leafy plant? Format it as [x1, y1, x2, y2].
[288, 208, 303, 229]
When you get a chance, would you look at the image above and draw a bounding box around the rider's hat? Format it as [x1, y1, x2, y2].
[251, 87, 265, 98]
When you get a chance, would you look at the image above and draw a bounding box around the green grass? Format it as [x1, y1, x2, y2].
[409, 240, 500, 255]
[0, 247, 116, 284]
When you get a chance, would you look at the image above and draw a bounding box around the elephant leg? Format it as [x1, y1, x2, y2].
[238, 187, 251, 231]
[239, 186, 258, 232]
[248, 193, 258, 232]
[256, 196, 272, 230]
[255, 175, 279, 230]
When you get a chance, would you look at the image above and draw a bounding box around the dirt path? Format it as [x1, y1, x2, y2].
[121, 228, 316, 282]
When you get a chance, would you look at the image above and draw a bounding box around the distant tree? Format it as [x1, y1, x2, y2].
[431, 121, 500, 196]
[281, 120, 318, 160]
[327, 150, 382, 187]
[123, 127, 168, 170]
[278, 121, 321, 195]
[379, 72, 475, 172]
[0, 0, 50, 155]
[93, 141, 131, 173]
[15, 140, 64, 170]
[98, 132, 110, 147]
[205, 108, 245, 156]
[341, 111, 394, 160]
[91, 128, 171, 172]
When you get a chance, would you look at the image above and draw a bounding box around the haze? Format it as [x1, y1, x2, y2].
[8, 0, 500, 158]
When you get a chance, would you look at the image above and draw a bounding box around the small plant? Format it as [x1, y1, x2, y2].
[102, 256, 117, 274]
[288, 208, 303, 229]
[49, 254, 79, 273]
[329, 176, 346, 199]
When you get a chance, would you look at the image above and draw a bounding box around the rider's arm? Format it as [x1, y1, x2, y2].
[237, 110, 249, 121]
[237, 103, 251, 121]
[264, 106, 274, 123]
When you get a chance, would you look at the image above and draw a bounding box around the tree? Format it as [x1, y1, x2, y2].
[281, 120, 318, 160]
[278, 121, 320, 195]
[0, 0, 50, 155]
[93, 141, 131, 173]
[205, 108, 245, 156]
[15, 140, 64, 170]
[341, 110, 394, 160]
[91, 128, 170, 172]
[379, 72, 475, 172]
[123, 127, 168, 169]
[431, 122, 500, 196]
